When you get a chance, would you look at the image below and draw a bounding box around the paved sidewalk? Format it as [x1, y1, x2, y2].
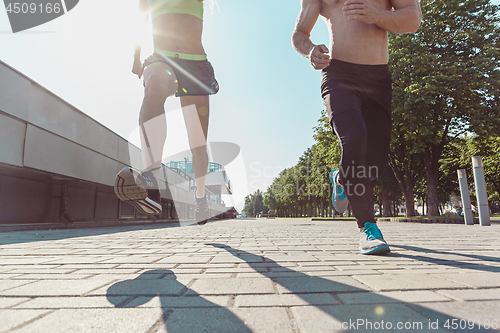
[0, 218, 499, 332]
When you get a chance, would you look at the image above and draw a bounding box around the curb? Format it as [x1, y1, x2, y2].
[0, 219, 197, 233]
[377, 218, 480, 224]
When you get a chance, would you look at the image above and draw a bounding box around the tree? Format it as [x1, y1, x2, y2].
[389, 0, 500, 216]
[243, 190, 266, 217]
[373, 165, 404, 216]
[243, 193, 256, 217]
[387, 111, 426, 216]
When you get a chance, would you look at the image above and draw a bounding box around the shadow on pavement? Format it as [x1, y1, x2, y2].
[106, 269, 251, 332]
[391, 245, 500, 273]
[0, 223, 187, 246]
[207, 243, 492, 332]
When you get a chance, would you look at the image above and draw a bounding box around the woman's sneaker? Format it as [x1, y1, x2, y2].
[329, 169, 348, 214]
[359, 222, 390, 255]
[114, 167, 162, 216]
[195, 194, 210, 225]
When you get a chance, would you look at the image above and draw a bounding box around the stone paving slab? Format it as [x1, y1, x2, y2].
[8, 308, 164, 333]
[337, 290, 452, 304]
[235, 293, 339, 307]
[12, 296, 129, 309]
[8, 273, 96, 280]
[434, 272, 500, 288]
[0, 280, 35, 293]
[125, 295, 230, 308]
[3, 268, 80, 274]
[352, 273, 471, 292]
[0, 278, 118, 297]
[153, 307, 292, 333]
[437, 289, 500, 302]
[0, 297, 31, 309]
[274, 276, 368, 294]
[0, 309, 53, 332]
[186, 278, 275, 295]
[0, 218, 499, 332]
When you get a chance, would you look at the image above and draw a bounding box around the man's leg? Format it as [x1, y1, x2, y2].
[365, 134, 391, 183]
[330, 109, 390, 255]
[355, 133, 391, 255]
[330, 109, 375, 229]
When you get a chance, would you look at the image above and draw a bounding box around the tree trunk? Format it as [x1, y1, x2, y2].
[424, 145, 441, 217]
[388, 157, 420, 218]
[381, 189, 391, 217]
[403, 187, 415, 217]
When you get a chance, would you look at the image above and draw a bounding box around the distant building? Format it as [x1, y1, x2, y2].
[166, 160, 232, 206]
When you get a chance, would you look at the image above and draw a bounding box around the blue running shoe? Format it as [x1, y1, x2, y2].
[359, 222, 390, 255]
[330, 169, 348, 214]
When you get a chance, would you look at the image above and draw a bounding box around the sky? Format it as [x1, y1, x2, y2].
[1, 0, 499, 211]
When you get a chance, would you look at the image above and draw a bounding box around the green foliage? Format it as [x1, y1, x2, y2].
[243, 190, 267, 217]
[389, 0, 500, 215]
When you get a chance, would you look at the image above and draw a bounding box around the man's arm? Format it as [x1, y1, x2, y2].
[133, 0, 150, 78]
[292, 0, 331, 70]
[343, 0, 421, 34]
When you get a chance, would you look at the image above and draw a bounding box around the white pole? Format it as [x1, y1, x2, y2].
[472, 157, 490, 226]
[457, 169, 474, 225]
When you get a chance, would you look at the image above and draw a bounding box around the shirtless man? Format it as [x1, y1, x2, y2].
[114, 0, 218, 225]
[292, 0, 421, 254]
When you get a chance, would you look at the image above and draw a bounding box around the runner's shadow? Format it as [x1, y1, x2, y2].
[208, 243, 490, 332]
[391, 245, 500, 272]
[106, 270, 251, 332]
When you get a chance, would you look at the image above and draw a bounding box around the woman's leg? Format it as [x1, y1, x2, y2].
[140, 62, 178, 180]
[180, 95, 210, 198]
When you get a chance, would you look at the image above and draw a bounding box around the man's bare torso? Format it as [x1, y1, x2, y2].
[320, 0, 393, 65]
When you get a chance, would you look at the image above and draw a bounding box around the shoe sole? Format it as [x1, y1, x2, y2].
[114, 168, 162, 216]
[329, 169, 348, 214]
[360, 246, 391, 255]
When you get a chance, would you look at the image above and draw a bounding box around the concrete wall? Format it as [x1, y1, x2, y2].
[0, 60, 227, 223]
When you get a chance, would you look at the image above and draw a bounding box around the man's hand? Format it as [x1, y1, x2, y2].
[309, 44, 331, 70]
[342, 0, 381, 25]
[132, 58, 144, 79]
